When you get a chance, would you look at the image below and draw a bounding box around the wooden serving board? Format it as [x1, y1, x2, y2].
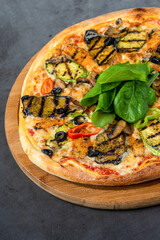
[5, 55, 160, 210]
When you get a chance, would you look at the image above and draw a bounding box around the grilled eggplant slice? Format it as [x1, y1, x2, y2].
[141, 120, 160, 156]
[93, 134, 126, 165]
[45, 56, 88, 81]
[117, 30, 147, 52]
[91, 122, 126, 165]
[84, 30, 117, 65]
[21, 95, 73, 118]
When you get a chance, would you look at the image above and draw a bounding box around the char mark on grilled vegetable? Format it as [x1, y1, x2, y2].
[87, 133, 125, 165]
[84, 30, 117, 65]
[87, 146, 101, 157]
[63, 44, 95, 69]
[117, 30, 147, 52]
[95, 134, 126, 165]
[89, 122, 127, 164]
[21, 95, 74, 118]
[45, 55, 88, 81]
[88, 124, 126, 165]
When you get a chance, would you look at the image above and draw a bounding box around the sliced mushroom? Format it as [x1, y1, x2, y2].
[86, 71, 98, 86]
[72, 100, 82, 107]
[115, 18, 123, 27]
[152, 76, 160, 96]
[108, 120, 126, 139]
[123, 123, 134, 135]
[104, 26, 128, 38]
[153, 87, 160, 97]
[54, 78, 66, 89]
[76, 78, 92, 86]
[46, 55, 68, 65]
[76, 71, 98, 86]
[104, 18, 128, 39]
[152, 77, 160, 87]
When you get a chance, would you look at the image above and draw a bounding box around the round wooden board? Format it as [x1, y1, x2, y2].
[5, 55, 160, 210]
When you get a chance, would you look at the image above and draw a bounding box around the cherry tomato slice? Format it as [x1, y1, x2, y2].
[41, 78, 54, 95]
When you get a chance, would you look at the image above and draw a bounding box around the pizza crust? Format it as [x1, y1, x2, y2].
[19, 7, 160, 186]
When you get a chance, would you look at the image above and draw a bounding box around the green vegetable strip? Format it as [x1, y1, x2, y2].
[135, 108, 160, 129]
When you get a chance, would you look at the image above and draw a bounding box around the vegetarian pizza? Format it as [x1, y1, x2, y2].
[19, 7, 160, 185]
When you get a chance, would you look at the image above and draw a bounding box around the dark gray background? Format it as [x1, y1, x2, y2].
[1, 0, 160, 239]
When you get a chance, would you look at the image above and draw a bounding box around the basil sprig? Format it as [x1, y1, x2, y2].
[80, 62, 158, 127]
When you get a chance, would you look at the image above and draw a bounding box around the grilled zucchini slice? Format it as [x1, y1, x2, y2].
[93, 122, 126, 165]
[84, 30, 117, 65]
[117, 30, 147, 52]
[45, 56, 88, 81]
[46, 63, 54, 74]
[46, 120, 74, 149]
[95, 134, 126, 165]
[140, 120, 160, 156]
[21, 95, 72, 118]
[89, 37, 116, 65]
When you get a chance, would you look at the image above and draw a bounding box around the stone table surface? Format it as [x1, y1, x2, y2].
[1, 0, 160, 239]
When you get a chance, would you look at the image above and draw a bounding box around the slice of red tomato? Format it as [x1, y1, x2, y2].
[40, 78, 54, 95]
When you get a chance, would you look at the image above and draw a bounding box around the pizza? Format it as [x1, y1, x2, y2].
[19, 7, 160, 186]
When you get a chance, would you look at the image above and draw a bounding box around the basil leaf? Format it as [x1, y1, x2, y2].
[147, 72, 159, 86]
[114, 81, 149, 123]
[101, 82, 121, 92]
[91, 110, 115, 127]
[148, 87, 156, 105]
[97, 89, 116, 112]
[97, 62, 150, 84]
[80, 82, 101, 106]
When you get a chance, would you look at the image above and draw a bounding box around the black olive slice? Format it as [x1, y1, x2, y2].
[41, 149, 53, 156]
[87, 146, 100, 157]
[51, 88, 62, 95]
[104, 37, 117, 47]
[55, 131, 67, 142]
[150, 56, 160, 65]
[21, 95, 30, 102]
[84, 30, 99, 44]
[73, 115, 85, 125]
[56, 108, 65, 114]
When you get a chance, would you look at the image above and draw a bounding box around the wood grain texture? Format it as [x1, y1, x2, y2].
[5, 55, 160, 209]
